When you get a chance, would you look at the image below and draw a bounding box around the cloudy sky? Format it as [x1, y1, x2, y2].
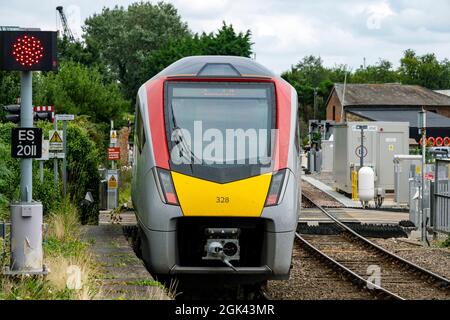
[1, 0, 450, 74]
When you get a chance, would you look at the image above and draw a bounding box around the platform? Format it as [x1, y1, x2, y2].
[302, 175, 362, 208]
[300, 208, 409, 225]
[81, 211, 170, 300]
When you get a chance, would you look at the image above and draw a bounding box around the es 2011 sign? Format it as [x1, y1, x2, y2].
[11, 128, 42, 158]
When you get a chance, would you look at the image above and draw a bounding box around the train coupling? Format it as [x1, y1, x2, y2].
[203, 228, 240, 272]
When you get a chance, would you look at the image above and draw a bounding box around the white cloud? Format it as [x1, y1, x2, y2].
[1, 0, 450, 75]
[366, 1, 395, 30]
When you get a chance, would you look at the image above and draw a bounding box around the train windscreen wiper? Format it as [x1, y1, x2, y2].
[170, 103, 202, 170]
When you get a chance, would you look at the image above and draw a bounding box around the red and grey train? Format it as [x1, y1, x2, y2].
[132, 56, 300, 288]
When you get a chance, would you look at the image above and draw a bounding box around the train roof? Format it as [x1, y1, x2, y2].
[157, 56, 275, 78]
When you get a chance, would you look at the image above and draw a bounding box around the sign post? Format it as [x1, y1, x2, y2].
[107, 121, 119, 209]
[37, 139, 49, 183]
[1, 29, 57, 275]
[419, 110, 428, 246]
[356, 125, 368, 168]
[56, 114, 75, 197]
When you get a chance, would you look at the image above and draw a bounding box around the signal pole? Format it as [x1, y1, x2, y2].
[6, 70, 46, 275]
[20, 71, 33, 201]
[1, 28, 58, 275]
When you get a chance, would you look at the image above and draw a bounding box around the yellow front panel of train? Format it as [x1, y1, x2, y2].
[171, 172, 272, 217]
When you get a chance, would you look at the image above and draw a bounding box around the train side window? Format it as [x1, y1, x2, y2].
[136, 104, 146, 154]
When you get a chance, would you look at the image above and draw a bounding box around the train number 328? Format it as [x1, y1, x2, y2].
[216, 196, 230, 204]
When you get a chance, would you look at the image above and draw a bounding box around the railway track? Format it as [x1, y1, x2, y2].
[299, 193, 450, 300]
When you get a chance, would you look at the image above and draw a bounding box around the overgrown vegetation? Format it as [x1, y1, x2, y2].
[438, 236, 450, 248]
[0, 121, 101, 223]
[0, 200, 97, 300]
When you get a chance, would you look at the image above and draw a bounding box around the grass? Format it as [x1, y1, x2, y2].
[118, 167, 132, 210]
[127, 279, 165, 288]
[437, 236, 450, 248]
[0, 198, 99, 300]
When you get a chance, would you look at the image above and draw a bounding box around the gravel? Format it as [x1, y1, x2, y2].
[267, 241, 374, 300]
[370, 238, 450, 280]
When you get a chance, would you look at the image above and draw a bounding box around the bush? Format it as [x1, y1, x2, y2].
[0, 120, 102, 223]
[33, 168, 62, 215]
[66, 123, 101, 224]
[0, 123, 20, 220]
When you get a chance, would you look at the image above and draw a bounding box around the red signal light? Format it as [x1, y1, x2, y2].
[11, 35, 44, 67]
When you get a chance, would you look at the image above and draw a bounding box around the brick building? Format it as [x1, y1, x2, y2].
[326, 83, 450, 122]
[325, 83, 450, 140]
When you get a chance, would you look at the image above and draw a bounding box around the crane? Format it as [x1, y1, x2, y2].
[56, 6, 75, 42]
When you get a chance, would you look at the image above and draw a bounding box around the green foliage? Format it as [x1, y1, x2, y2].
[352, 59, 400, 84]
[0, 71, 20, 122]
[33, 61, 129, 124]
[399, 49, 450, 89]
[127, 279, 164, 288]
[0, 277, 74, 300]
[83, 1, 190, 100]
[65, 123, 101, 224]
[118, 167, 132, 209]
[438, 236, 450, 248]
[0, 120, 102, 223]
[33, 168, 62, 215]
[0, 123, 20, 220]
[283, 49, 450, 137]
[44, 237, 87, 258]
[141, 22, 253, 84]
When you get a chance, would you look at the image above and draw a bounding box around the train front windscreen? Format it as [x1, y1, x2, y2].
[165, 82, 276, 172]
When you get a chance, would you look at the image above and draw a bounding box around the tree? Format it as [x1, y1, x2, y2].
[352, 59, 399, 84]
[33, 61, 129, 124]
[399, 49, 450, 89]
[282, 56, 333, 123]
[139, 22, 253, 86]
[83, 1, 189, 100]
[0, 71, 21, 122]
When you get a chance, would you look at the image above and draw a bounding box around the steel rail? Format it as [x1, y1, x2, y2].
[301, 192, 450, 290]
[295, 232, 404, 300]
[303, 192, 450, 288]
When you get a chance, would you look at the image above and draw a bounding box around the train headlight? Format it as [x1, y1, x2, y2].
[154, 168, 179, 205]
[265, 170, 287, 207]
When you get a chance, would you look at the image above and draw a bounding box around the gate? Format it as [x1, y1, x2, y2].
[432, 159, 450, 234]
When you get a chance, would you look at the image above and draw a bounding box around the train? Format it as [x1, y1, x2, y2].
[132, 56, 300, 293]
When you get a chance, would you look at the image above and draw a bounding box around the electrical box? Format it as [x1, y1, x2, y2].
[333, 122, 409, 194]
[321, 140, 334, 172]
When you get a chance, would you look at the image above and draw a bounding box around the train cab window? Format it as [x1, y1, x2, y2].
[165, 82, 275, 167]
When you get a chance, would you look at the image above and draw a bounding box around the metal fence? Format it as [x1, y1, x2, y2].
[432, 159, 450, 234]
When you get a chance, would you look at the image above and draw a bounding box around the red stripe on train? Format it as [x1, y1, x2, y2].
[146, 78, 170, 169]
[273, 78, 291, 171]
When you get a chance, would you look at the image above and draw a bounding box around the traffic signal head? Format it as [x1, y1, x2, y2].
[0, 30, 57, 71]
[3, 104, 54, 123]
[3, 104, 20, 123]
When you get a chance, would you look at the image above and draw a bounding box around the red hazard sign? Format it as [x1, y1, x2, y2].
[108, 147, 120, 161]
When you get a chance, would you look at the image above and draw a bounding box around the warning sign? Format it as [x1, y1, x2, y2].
[108, 173, 118, 189]
[108, 147, 121, 161]
[49, 130, 63, 151]
[110, 130, 118, 144]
